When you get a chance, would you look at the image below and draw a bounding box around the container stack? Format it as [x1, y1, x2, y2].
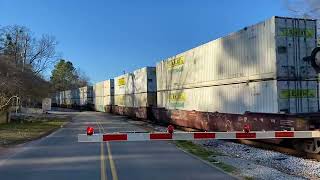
[113, 67, 156, 119]
[157, 16, 318, 114]
[93, 79, 114, 112]
[59, 91, 64, 107]
[71, 88, 80, 108]
[78, 86, 93, 110]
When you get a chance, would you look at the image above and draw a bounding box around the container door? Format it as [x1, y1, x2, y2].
[278, 80, 318, 113]
[276, 17, 317, 79]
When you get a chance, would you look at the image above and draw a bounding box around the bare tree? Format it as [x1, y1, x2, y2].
[284, 0, 320, 45]
[0, 25, 56, 108]
[285, 0, 320, 18]
[0, 25, 58, 75]
[0, 54, 50, 107]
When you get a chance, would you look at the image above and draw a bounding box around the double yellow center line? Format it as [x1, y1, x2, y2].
[100, 142, 107, 180]
[97, 119, 118, 180]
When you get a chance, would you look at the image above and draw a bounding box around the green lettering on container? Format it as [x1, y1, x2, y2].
[167, 56, 185, 69]
[280, 89, 316, 99]
[169, 92, 186, 107]
[279, 28, 314, 38]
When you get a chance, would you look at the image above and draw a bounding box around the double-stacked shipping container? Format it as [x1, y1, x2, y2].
[51, 86, 93, 110]
[113, 67, 157, 119]
[154, 16, 319, 131]
[78, 86, 93, 109]
[93, 79, 114, 112]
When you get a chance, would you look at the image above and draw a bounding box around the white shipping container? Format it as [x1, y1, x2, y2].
[157, 80, 319, 114]
[42, 98, 51, 112]
[65, 90, 71, 99]
[114, 67, 156, 95]
[79, 86, 93, 105]
[93, 79, 114, 97]
[114, 67, 156, 107]
[79, 86, 93, 98]
[114, 93, 156, 107]
[71, 89, 80, 99]
[157, 16, 317, 91]
[93, 81, 104, 97]
[93, 94, 114, 109]
[93, 79, 114, 111]
[59, 92, 64, 105]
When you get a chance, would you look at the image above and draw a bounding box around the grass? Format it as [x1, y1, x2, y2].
[175, 140, 237, 173]
[0, 118, 68, 146]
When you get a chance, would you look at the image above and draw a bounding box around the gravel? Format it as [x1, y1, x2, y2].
[213, 155, 304, 180]
[194, 140, 320, 179]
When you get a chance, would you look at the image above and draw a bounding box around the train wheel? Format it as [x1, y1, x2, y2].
[303, 139, 320, 154]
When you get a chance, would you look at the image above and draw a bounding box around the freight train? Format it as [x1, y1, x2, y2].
[52, 16, 320, 154]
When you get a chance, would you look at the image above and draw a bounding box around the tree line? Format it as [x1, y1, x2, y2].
[0, 25, 89, 108]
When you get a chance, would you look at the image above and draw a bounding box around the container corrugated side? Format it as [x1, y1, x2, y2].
[114, 67, 156, 107]
[94, 82, 104, 97]
[157, 16, 317, 91]
[157, 17, 276, 91]
[104, 79, 114, 96]
[158, 80, 277, 114]
[94, 97, 105, 111]
[103, 79, 114, 107]
[93, 80, 114, 111]
[78, 86, 93, 105]
[59, 92, 64, 105]
[103, 95, 114, 106]
[114, 93, 156, 107]
[115, 67, 156, 95]
[114, 73, 133, 95]
[157, 80, 319, 114]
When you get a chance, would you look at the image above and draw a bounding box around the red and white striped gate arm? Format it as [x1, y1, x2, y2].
[78, 131, 320, 142]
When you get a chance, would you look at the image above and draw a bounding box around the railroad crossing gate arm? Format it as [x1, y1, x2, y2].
[78, 130, 320, 143]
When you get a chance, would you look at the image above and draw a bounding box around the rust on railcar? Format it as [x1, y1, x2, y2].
[150, 108, 311, 131]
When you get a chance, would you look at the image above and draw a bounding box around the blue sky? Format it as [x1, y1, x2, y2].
[1, 0, 291, 83]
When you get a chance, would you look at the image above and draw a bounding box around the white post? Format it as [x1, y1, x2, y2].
[15, 97, 18, 115]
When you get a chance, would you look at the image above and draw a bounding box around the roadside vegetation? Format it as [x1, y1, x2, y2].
[50, 59, 89, 92]
[0, 117, 69, 146]
[175, 140, 237, 173]
[0, 25, 57, 108]
[0, 25, 89, 110]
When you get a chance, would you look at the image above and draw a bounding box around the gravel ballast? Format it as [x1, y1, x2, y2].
[194, 140, 320, 179]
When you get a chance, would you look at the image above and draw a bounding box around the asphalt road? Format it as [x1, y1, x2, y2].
[0, 111, 237, 180]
